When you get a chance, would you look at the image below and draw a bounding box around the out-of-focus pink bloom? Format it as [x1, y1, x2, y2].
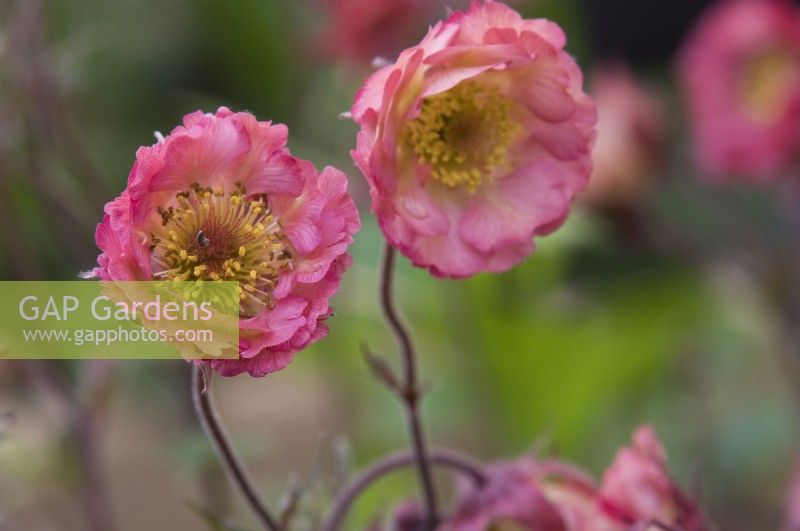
[351, 0, 596, 278]
[598, 426, 708, 531]
[438, 427, 711, 531]
[443, 458, 598, 530]
[678, 0, 800, 180]
[379, 500, 427, 531]
[317, 0, 440, 65]
[783, 456, 800, 531]
[582, 64, 665, 208]
[88, 107, 360, 377]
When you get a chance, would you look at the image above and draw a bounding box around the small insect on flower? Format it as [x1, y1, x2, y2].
[86, 108, 360, 377]
[351, 0, 596, 278]
[195, 230, 211, 248]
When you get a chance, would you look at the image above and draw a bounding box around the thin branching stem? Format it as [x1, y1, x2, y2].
[191, 365, 281, 531]
[321, 449, 486, 531]
[378, 244, 440, 529]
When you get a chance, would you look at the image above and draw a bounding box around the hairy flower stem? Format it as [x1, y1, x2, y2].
[321, 449, 487, 531]
[379, 244, 440, 529]
[191, 365, 281, 531]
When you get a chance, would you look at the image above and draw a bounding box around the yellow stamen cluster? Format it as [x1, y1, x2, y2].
[488, 519, 528, 531]
[151, 184, 291, 316]
[404, 79, 520, 193]
[741, 51, 800, 124]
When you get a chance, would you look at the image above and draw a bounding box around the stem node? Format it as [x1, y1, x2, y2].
[378, 244, 440, 529]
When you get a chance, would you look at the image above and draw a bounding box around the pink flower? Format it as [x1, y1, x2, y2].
[598, 426, 708, 531]
[582, 63, 664, 208]
[351, 0, 596, 278]
[678, 0, 800, 180]
[88, 107, 360, 377]
[443, 458, 598, 531]
[317, 0, 440, 65]
[439, 427, 711, 531]
[783, 455, 800, 531]
[380, 500, 427, 531]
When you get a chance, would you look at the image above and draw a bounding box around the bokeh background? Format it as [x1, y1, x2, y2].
[0, 1, 798, 530]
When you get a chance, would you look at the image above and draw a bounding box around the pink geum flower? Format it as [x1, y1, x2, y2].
[582, 63, 664, 209]
[678, 0, 800, 181]
[350, 0, 596, 278]
[443, 458, 598, 531]
[438, 428, 713, 531]
[87, 107, 360, 377]
[598, 426, 709, 531]
[317, 0, 440, 66]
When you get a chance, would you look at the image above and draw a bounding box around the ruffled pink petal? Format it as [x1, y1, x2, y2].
[419, 43, 528, 99]
[241, 150, 303, 197]
[240, 296, 309, 356]
[391, 177, 451, 238]
[270, 162, 326, 254]
[458, 155, 583, 260]
[598, 426, 707, 530]
[149, 114, 251, 193]
[292, 167, 360, 284]
[453, 0, 526, 45]
[408, 232, 487, 279]
[459, 193, 530, 254]
[515, 59, 577, 123]
[210, 347, 297, 378]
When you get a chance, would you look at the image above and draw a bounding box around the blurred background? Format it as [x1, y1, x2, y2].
[1, 0, 798, 530]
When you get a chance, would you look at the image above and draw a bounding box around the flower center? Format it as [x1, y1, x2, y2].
[487, 518, 530, 531]
[741, 51, 800, 124]
[405, 79, 520, 193]
[150, 184, 292, 316]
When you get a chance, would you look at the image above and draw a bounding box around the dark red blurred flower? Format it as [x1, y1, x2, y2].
[318, 0, 441, 65]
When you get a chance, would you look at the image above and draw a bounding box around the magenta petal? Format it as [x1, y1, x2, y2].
[240, 296, 308, 354]
[519, 62, 576, 123]
[459, 193, 529, 254]
[243, 152, 303, 197]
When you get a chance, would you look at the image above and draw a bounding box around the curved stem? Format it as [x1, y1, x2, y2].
[191, 365, 281, 531]
[321, 449, 486, 531]
[380, 246, 417, 387]
[379, 244, 439, 528]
